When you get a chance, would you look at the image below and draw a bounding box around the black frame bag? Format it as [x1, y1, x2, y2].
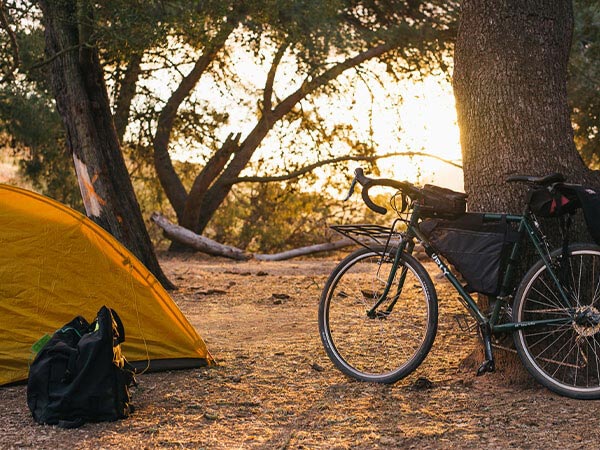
[420, 213, 519, 295]
[27, 306, 135, 428]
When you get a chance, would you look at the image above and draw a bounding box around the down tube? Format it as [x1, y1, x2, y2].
[412, 226, 487, 324]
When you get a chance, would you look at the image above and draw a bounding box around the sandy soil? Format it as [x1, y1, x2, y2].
[3, 253, 600, 449]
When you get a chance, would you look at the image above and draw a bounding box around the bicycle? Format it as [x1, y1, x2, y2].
[318, 167, 600, 399]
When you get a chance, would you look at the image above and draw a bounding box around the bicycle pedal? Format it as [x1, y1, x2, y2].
[476, 359, 495, 376]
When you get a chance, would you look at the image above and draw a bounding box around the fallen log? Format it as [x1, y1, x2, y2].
[254, 239, 355, 261]
[151, 213, 358, 261]
[150, 213, 251, 260]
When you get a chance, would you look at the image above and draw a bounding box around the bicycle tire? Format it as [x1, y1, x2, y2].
[318, 246, 438, 383]
[513, 243, 600, 399]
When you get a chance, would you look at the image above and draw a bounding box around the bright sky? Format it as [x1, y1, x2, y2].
[385, 76, 463, 192]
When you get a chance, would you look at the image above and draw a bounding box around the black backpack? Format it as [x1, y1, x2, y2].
[27, 306, 136, 428]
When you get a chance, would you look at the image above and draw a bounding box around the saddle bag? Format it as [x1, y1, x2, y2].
[528, 183, 600, 244]
[420, 213, 519, 295]
[527, 184, 580, 217]
[27, 306, 136, 428]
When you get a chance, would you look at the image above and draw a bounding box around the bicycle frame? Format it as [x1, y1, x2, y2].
[371, 205, 574, 335]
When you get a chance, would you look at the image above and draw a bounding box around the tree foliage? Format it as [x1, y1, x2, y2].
[570, 0, 600, 166]
[206, 181, 387, 253]
[141, 0, 457, 238]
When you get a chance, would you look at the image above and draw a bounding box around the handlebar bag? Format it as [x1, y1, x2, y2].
[420, 213, 519, 295]
[419, 185, 467, 219]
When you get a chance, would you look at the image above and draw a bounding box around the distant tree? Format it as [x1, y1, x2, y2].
[35, 0, 173, 288]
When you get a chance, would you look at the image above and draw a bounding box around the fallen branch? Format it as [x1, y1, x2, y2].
[150, 212, 251, 260]
[151, 213, 357, 261]
[254, 239, 355, 261]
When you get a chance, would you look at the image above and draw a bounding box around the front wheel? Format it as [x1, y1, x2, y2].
[513, 243, 600, 399]
[318, 246, 438, 383]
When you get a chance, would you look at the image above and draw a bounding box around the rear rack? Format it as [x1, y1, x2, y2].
[331, 220, 404, 252]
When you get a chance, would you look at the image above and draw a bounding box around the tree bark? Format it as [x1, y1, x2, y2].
[453, 0, 600, 380]
[454, 0, 599, 210]
[38, 0, 173, 289]
[113, 52, 142, 143]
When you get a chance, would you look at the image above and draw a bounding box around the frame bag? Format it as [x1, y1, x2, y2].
[27, 306, 136, 428]
[420, 213, 518, 296]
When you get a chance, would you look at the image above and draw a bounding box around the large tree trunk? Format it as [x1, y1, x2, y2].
[39, 0, 173, 289]
[453, 0, 600, 380]
[454, 0, 598, 204]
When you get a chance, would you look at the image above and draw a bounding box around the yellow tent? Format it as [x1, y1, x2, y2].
[0, 184, 213, 385]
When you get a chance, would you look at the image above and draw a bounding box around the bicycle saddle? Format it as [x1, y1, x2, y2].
[506, 173, 566, 185]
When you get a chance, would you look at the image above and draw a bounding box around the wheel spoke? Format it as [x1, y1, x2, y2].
[515, 246, 600, 398]
[533, 277, 568, 311]
[319, 248, 437, 383]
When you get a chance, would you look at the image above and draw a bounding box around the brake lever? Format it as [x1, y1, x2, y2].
[343, 177, 358, 201]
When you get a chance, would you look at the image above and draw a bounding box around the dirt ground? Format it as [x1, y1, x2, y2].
[3, 253, 600, 449]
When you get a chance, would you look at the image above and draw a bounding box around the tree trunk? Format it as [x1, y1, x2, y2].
[113, 52, 142, 143]
[453, 0, 600, 380]
[39, 0, 174, 289]
[454, 0, 599, 205]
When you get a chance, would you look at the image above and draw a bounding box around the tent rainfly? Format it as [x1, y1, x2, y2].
[0, 184, 213, 385]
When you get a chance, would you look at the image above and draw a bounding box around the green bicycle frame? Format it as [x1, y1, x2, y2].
[367, 205, 574, 333]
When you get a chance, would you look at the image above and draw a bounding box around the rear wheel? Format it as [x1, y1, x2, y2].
[513, 244, 600, 399]
[318, 246, 438, 383]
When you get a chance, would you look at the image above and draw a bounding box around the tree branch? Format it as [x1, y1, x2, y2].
[114, 52, 143, 143]
[224, 151, 463, 184]
[263, 42, 288, 114]
[181, 132, 241, 229]
[26, 43, 82, 72]
[272, 42, 396, 120]
[151, 212, 357, 260]
[151, 212, 251, 260]
[153, 22, 235, 219]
